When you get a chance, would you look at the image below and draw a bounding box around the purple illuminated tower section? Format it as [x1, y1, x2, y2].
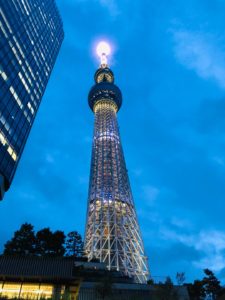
[84, 42, 149, 283]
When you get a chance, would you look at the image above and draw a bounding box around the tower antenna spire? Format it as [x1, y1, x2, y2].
[96, 41, 111, 68]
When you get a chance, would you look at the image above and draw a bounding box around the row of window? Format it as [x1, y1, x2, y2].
[0, 131, 17, 161]
[0, 0, 63, 184]
[0, 282, 55, 299]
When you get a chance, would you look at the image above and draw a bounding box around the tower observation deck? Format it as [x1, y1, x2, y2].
[84, 43, 149, 283]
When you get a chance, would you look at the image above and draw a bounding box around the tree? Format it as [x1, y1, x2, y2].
[65, 231, 83, 257]
[52, 230, 66, 256]
[217, 288, 225, 300]
[154, 277, 179, 300]
[36, 228, 65, 257]
[176, 272, 186, 285]
[4, 223, 36, 256]
[164, 277, 179, 300]
[202, 269, 221, 300]
[3, 224, 85, 258]
[147, 278, 154, 285]
[187, 280, 206, 300]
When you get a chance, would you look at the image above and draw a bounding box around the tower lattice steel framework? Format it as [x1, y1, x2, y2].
[84, 59, 149, 284]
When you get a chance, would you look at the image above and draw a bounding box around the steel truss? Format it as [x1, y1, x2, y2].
[84, 98, 149, 284]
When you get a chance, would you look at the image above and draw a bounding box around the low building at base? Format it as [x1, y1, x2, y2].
[0, 256, 189, 300]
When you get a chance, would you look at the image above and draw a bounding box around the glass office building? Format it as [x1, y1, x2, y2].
[0, 0, 64, 199]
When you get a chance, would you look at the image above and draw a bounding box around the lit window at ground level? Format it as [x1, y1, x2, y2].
[0, 282, 56, 299]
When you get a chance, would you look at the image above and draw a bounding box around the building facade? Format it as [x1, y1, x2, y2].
[0, 256, 190, 300]
[0, 256, 81, 300]
[84, 55, 149, 283]
[0, 0, 64, 199]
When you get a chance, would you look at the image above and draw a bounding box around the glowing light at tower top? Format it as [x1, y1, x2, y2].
[96, 41, 111, 67]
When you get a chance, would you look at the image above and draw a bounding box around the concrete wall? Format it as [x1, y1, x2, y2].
[78, 282, 190, 300]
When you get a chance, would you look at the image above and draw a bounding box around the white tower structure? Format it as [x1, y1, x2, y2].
[84, 42, 149, 283]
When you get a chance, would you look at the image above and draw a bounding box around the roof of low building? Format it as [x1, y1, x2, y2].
[0, 256, 133, 284]
[0, 255, 75, 281]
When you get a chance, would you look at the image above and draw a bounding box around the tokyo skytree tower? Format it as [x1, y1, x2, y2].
[84, 42, 149, 283]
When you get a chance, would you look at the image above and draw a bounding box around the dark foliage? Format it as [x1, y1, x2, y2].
[202, 269, 222, 300]
[153, 277, 179, 300]
[176, 272, 186, 285]
[3, 223, 82, 258]
[187, 269, 223, 300]
[65, 231, 83, 257]
[147, 278, 154, 285]
[4, 223, 36, 256]
[217, 288, 225, 300]
[36, 228, 65, 257]
[187, 280, 206, 300]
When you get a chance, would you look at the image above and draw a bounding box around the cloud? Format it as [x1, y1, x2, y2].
[45, 153, 55, 164]
[161, 228, 225, 272]
[170, 217, 193, 229]
[147, 241, 202, 283]
[194, 97, 225, 134]
[218, 267, 225, 281]
[173, 29, 225, 88]
[194, 254, 225, 272]
[59, 0, 120, 19]
[131, 168, 143, 177]
[141, 185, 160, 205]
[212, 156, 225, 166]
[99, 0, 120, 17]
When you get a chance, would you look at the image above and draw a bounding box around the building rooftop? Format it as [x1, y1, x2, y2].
[0, 256, 133, 284]
[0, 256, 75, 281]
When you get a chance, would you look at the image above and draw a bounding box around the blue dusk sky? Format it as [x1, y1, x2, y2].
[1, 0, 225, 283]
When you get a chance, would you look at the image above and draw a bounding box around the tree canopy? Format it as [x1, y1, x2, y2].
[202, 269, 222, 300]
[176, 272, 186, 286]
[3, 223, 83, 258]
[65, 231, 83, 257]
[36, 228, 65, 257]
[186, 269, 225, 300]
[4, 223, 36, 256]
